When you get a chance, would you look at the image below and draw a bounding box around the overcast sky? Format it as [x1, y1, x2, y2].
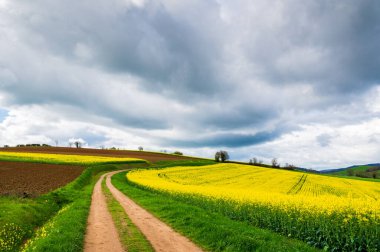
[0, 0, 380, 169]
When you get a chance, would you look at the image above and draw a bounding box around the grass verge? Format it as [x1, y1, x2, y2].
[112, 170, 319, 252]
[102, 179, 153, 252]
[0, 163, 144, 252]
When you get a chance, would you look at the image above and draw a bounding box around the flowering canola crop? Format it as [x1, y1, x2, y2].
[128, 163, 380, 251]
[128, 163, 380, 215]
[0, 151, 145, 165]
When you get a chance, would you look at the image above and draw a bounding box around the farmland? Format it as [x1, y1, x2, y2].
[0, 151, 146, 165]
[1, 147, 378, 251]
[0, 161, 84, 197]
[128, 163, 380, 251]
[325, 164, 380, 181]
[0, 149, 148, 252]
[0, 146, 196, 162]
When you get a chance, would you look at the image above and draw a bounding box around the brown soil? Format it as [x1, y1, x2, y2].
[84, 174, 124, 252]
[0, 161, 84, 197]
[106, 170, 203, 252]
[0, 147, 196, 162]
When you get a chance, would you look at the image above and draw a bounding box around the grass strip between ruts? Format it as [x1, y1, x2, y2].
[102, 178, 154, 252]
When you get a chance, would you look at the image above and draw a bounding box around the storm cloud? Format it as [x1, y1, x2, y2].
[0, 0, 380, 168]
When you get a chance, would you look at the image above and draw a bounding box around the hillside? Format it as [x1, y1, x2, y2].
[321, 163, 380, 180]
[0, 146, 196, 163]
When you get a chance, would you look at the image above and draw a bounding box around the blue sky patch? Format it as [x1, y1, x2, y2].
[0, 108, 9, 122]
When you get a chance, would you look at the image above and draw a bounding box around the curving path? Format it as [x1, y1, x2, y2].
[84, 173, 124, 252]
[84, 170, 203, 252]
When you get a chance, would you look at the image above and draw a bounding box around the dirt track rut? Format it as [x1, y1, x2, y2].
[84, 174, 124, 252]
[84, 170, 203, 252]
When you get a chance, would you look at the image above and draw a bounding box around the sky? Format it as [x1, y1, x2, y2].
[0, 0, 380, 169]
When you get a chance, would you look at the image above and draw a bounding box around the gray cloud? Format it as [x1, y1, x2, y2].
[316, 134, 333, 147]
[0, 0, 380, 166]
[163, 129, 282, 148]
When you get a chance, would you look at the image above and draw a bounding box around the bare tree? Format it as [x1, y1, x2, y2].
[272, 158, 280, 168]
[69, 138, 85, 149]
[284, 163, 296, 170]
[249, 157, 258, 165]
[138, 146, 143, 151]
[74, 141, 81, 148]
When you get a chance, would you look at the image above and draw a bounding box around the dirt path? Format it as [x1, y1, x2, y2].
[106, 170, 203, 252]
[84, 174, 124, 252]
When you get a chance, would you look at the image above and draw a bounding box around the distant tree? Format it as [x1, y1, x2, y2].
[54, 140, 58, 147]
[283, 163, 296, 170]
[173, 151, 183, 155]
[272, 158, 280, 168]
[249, 157, 258, 165]
[69, 138, 85, 148]
[215, 151, 221, 162]
[138, 146, 143, 151]
[372, 171, 378, 179]
[347, 168, 355, 176]
[366, 166, 380, 172]
[215, 150, 229, 162]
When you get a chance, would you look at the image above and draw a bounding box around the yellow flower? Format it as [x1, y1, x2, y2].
[127, 163, 380, 221]
[0, 151, 145, 164]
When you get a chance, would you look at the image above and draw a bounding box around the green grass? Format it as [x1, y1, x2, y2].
[326, 165, 380, 182]
[0, 197, 60, 251]
[102, 179, 153, 252]
[328, 174, 380, 182]
[328, 165, 368, 176]
[121, 162, 380, 251]
[112, 170, 319, 252]
[0, 163, 141, 252]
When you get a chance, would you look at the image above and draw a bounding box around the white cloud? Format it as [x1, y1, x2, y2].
[245, 118, 380, 169]
[0, 0, 379, 168]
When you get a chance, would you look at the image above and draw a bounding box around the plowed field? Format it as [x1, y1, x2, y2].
[0, 147, 194, 162]
[0, 161, 85, 197]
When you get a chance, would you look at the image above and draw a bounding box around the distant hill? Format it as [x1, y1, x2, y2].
[320, 163, 380, 180]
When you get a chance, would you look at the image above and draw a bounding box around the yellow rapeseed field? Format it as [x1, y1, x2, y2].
[128, 163, 380, 219]
[0, 151, 145, 165]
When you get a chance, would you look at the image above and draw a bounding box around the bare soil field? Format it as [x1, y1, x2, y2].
[0, 161, 85, 197]
[0, 147, 196, 162]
